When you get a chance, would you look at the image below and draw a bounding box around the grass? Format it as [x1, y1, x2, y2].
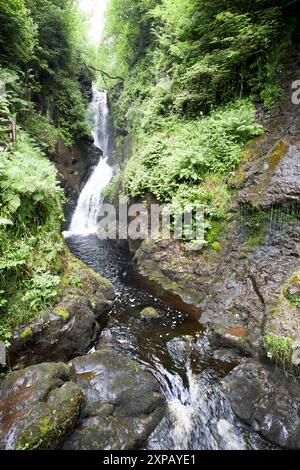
[263, 333, 298, 376]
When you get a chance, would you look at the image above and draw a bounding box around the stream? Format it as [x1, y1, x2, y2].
[64, 89, 269, 451]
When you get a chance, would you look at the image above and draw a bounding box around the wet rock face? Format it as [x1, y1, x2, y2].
[0, 363, 82, 450]
[0, 351, 165, 451]
[63, 350, 165, 450]
[236, 141, 300, 208]
[135, 219, 299, 358]
[133, 53, 300, 358]
[167, 336, 194, 367]
[222, 359, 300, 449]
[51, 139, 102, 227]
[9, 255, 115, 369]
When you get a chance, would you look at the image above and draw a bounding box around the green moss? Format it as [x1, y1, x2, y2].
[240, 205, 267, 247]
[67, 275, 82, 289]
[206, 220, 226, 247]
[283, 268, 300, 308]
[268, 139, 289, 171]
[16, 385, 82, 450]
[54, 307, 70, 321]
[140, 307, 161, 320]
[244, 234, 264, 249]
[19, 327, 33, 340]
[211, 241, 221, 252]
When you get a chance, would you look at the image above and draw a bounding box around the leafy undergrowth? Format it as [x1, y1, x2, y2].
[120, 99, 263, 240]
[0, 131, 65, 344]
[99, 0, 298, 246]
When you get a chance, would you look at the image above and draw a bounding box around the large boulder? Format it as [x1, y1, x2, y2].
[222, 359, 300, 449]
[63, 350, 165, 450]
[0, 363, 82, 450]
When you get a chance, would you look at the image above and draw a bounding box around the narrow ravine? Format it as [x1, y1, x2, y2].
[64, 90, 271, 450]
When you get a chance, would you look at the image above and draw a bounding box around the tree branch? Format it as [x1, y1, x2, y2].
[85, 63, 124, 82]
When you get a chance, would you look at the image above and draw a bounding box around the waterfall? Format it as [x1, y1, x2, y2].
[65, 88, 113, 236]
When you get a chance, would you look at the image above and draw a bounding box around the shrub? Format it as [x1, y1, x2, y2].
[122, 99, 263, 241]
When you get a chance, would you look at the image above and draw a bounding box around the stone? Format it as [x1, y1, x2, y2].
[0, 362, 82, 450]
[140, 307, 161, 321]
[222, 359, 300, 449]
[166, 336, 194, 367]
[63, 349, 165, 450]
[236, 141, 300, 209]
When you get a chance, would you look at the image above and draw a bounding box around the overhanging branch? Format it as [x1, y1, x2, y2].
[85, 63, 124, 82]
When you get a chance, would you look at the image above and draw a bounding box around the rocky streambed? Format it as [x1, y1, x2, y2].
[1, 48, 300, 451]
[1, 207, 300, 450]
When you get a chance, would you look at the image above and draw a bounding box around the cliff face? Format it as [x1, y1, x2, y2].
[51, 139, 102, 227]
[133, 47, 300, 358]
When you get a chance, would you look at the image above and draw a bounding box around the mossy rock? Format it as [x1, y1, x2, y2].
[140, 307, 161, 321]
[0, 362, 82, 450]
[53, 306, 70, 321]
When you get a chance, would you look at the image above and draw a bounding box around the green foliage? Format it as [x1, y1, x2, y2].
[55, 76, 90, 145]
[123, 100, 262, 231]
[0, 0, 37, 66]
[0, 1, 94, 146]
[21, 270, 60, 310]
[288, 294, 300, 308]
[263, 333, 296, 375]
[99, 0, 297, 247]
[101, 0, 296, 121]
[0, 1, 98, 342]
[102, 172, 122, 203]
[240, 204, 267, 247]
[0, 131, 64, 341]
[68, 274, 82, 289]
[23, 113, 61, 153]
[99, 0, 157, 78]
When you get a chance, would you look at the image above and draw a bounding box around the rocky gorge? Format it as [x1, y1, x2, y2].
[1, 0, 300, 453]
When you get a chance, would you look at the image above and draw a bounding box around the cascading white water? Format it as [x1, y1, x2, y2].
[149, 360, 247, 450]
[65, 88, 113, 236]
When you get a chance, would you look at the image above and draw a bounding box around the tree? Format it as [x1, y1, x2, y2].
[0, 0, 37, 67]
